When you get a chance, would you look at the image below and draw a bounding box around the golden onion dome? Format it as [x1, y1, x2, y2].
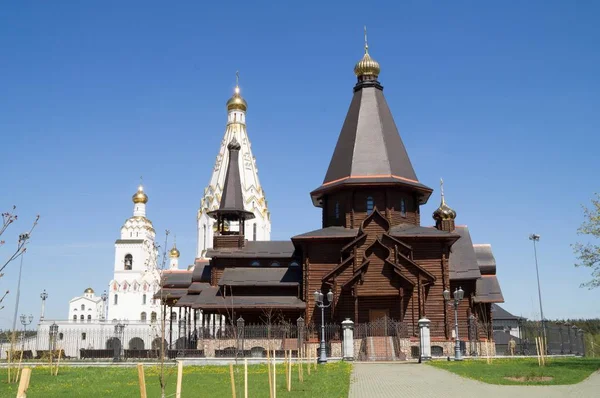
[132, 185, 148, 204]
[84, 287, 94, 294]
[169, 244, 180, 258]
[226, 85, 247, 112]
[354, 50, 380, 78]
[432, 179, 457, 221]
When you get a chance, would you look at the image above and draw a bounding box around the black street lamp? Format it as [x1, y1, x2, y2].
[313, 289, 334, 364]
[20, 314, 33, 351]
[443, 287, 464, 361]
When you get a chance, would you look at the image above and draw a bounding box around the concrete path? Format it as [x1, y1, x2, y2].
[348, 362, 600, 398]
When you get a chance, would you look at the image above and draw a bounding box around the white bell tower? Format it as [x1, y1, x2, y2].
[197, 73, 271, 259]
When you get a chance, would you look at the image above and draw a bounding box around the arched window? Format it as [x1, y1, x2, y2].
[367, 197, 374, 214]
[87, 315, 91, 322]
[253, 223, 257, 241]
[82, 333, 86, 340]
[290, 261, 299, 267]
[114, 294, 118, 305]
[335, 202, 340, 220]
[141, 312, 147, 321]
[73, 315, 77, 321]
[81, 304, 85, 311]
[171, 312, 177, 321]
[151, 312, 157, 322]
[124, 254, 133, 270]
[251, 261, 260, 267]
[142, 294, 147, 305]
[271, 261, 280, 267]
[80, 314, 84, 321]
[400, 198, 406, 218]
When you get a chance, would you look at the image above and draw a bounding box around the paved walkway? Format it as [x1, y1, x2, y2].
[348, 362, 600, 398]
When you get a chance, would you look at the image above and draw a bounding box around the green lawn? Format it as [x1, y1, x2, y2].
[0, 362, 351, 397]
[429, 357, 600, 385]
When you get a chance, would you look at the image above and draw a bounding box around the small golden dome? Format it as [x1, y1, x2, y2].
[84, 287, 94, 294]
[433, 179, 457, 221]
[169, 244, 180, 258]
[132, 185, 148, 204]
[354, 50, 380, 78]
[226, 85, 247, 112]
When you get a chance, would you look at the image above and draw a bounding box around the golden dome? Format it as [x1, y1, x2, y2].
[226, 85, 247, 112]
[432, 179, 457, 221]
[169, 244, 180, 258]
[84, 287, 94, 294]
[354, 27, 380, 78]
[132, 185, 148, 204]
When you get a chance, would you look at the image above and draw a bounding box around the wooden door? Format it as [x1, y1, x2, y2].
[369, 309, 389, 323]
[369, 309, 389, 336]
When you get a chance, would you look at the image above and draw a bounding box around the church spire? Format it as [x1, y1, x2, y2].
[433, 178, 457, 232]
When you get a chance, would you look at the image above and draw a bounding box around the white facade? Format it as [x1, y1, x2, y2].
[197, 84, 271, 258]
[68, 288, 104, 323]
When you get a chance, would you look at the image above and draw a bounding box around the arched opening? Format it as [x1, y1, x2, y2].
[80, 314, 84, 321]
[151, 338, 167, 350]
[82, 333, 86, 340]
[129, 337, 145, 350]
[87, 315, 91, 322]
[367, 196, 374, 215]
[250, 346, 266, 358]
[141, 312, 147, 321]
[106, 337, 121, 350]
[73, 315, 77, 321]
[151, 312, 157, 322]
[142, 294, 147, 305]
[124, 254, 133, 270]
[114, 294, 118, 305]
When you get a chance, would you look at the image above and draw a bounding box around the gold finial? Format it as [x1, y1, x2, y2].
[440, 178, 445, 202]
[132, 179, 148, 204]
[169, 235, 180, 258]
[227, 71, 247, 112]
[354, 26, 380, 78]
[235, 71, 240, 94]
[433, 177, 456, 221]
[364, 25, 369, 54]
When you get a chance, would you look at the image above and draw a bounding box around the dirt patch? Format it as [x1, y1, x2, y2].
[504, 376, 554, 382]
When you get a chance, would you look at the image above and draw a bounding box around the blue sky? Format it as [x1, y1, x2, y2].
[1, 1, 599, 328]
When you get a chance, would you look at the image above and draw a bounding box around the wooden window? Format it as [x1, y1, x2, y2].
[367, 196, 374, 214]
[335, 201, 340, 220]
[400, 198, 406, 218]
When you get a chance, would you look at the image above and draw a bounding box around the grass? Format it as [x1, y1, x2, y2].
[0, 361, 351, 397]
[429, 357, 600, 385]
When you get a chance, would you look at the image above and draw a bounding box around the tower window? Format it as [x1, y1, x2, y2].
[142, 294, 147, 305]
[124, 254, 133, 270]
[114, 294, 118, 305]
[400, 198, 406, 218]
[81, 304, 85, 311]
[335, 201, 340, 220]
[73, 315, 77, 321]
[253, 223, 257, 241]
[80, 315, 84, 321]
[151, 312, 157, 322]
[141, 312, 147, 321]
[367, 196, 374, 214]
[82, 333, 86, 340]
[87, 315, 91, 322]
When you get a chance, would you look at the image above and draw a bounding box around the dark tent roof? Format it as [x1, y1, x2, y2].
[292, 226, 359, 240]
[389, 223, 459, 239]
[218, 267, 301, 287]
[310, 84, 432, 206]
[161, 271, 193, 288]
[449, 226, 482, 280]
[192, 260, 211, 283]
[208, 139, 254, 220]
[206, 241, 297, 259]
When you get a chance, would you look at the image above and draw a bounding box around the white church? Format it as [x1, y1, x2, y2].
[19, 78, 272, 358]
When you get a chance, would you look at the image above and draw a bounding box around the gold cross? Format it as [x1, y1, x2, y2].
[364, 25, 369, 53]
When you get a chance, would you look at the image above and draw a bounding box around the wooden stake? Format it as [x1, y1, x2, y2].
[229, 363, 236, 398]
[299, 346, 303, 382]
[244, 358, 248, 398]
[175, 361, 183, 398]
[307, 344, 311, 375]
[15, 349, 24, 383]
[535, 337, 541, 367]
[287, 350, 292, 392]
[267, 347, 273, 398]
[16, 367, 31, 398]
[137, 363, 147, 398]
[272, 349, 276, 398]
[54, 349, 62, 376]
[7, 350, 11, 383]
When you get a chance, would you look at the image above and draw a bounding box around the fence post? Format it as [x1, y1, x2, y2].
[418, 317, 431, 362]
[571, 325, 578, 355]
[468, 315, 477, 356]
[578, 329, 585, 357]
[237, 317, 245, 357]
[341, 319, 354, 361]
[297, 317, 305, 358]
[558, 324, 564, 354]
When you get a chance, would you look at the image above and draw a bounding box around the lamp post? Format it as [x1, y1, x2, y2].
[313, 289, 334, 364]
[49, 322, 58, 351]
[529, 234, 547, 343]
[101, 290, 108, 321]
[20, 314, 33, 351]
[39, 289, 48, 322]
[443, 287, 464, 361]
[11, 233, 30, 334]
[113, 323, 125, 361]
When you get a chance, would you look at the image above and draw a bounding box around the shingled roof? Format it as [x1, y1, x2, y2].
[206, 241, 297, 259]
[218, 267, 301, 287]
[449, 226, 482, 280]
[310, 82, 432, 206]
